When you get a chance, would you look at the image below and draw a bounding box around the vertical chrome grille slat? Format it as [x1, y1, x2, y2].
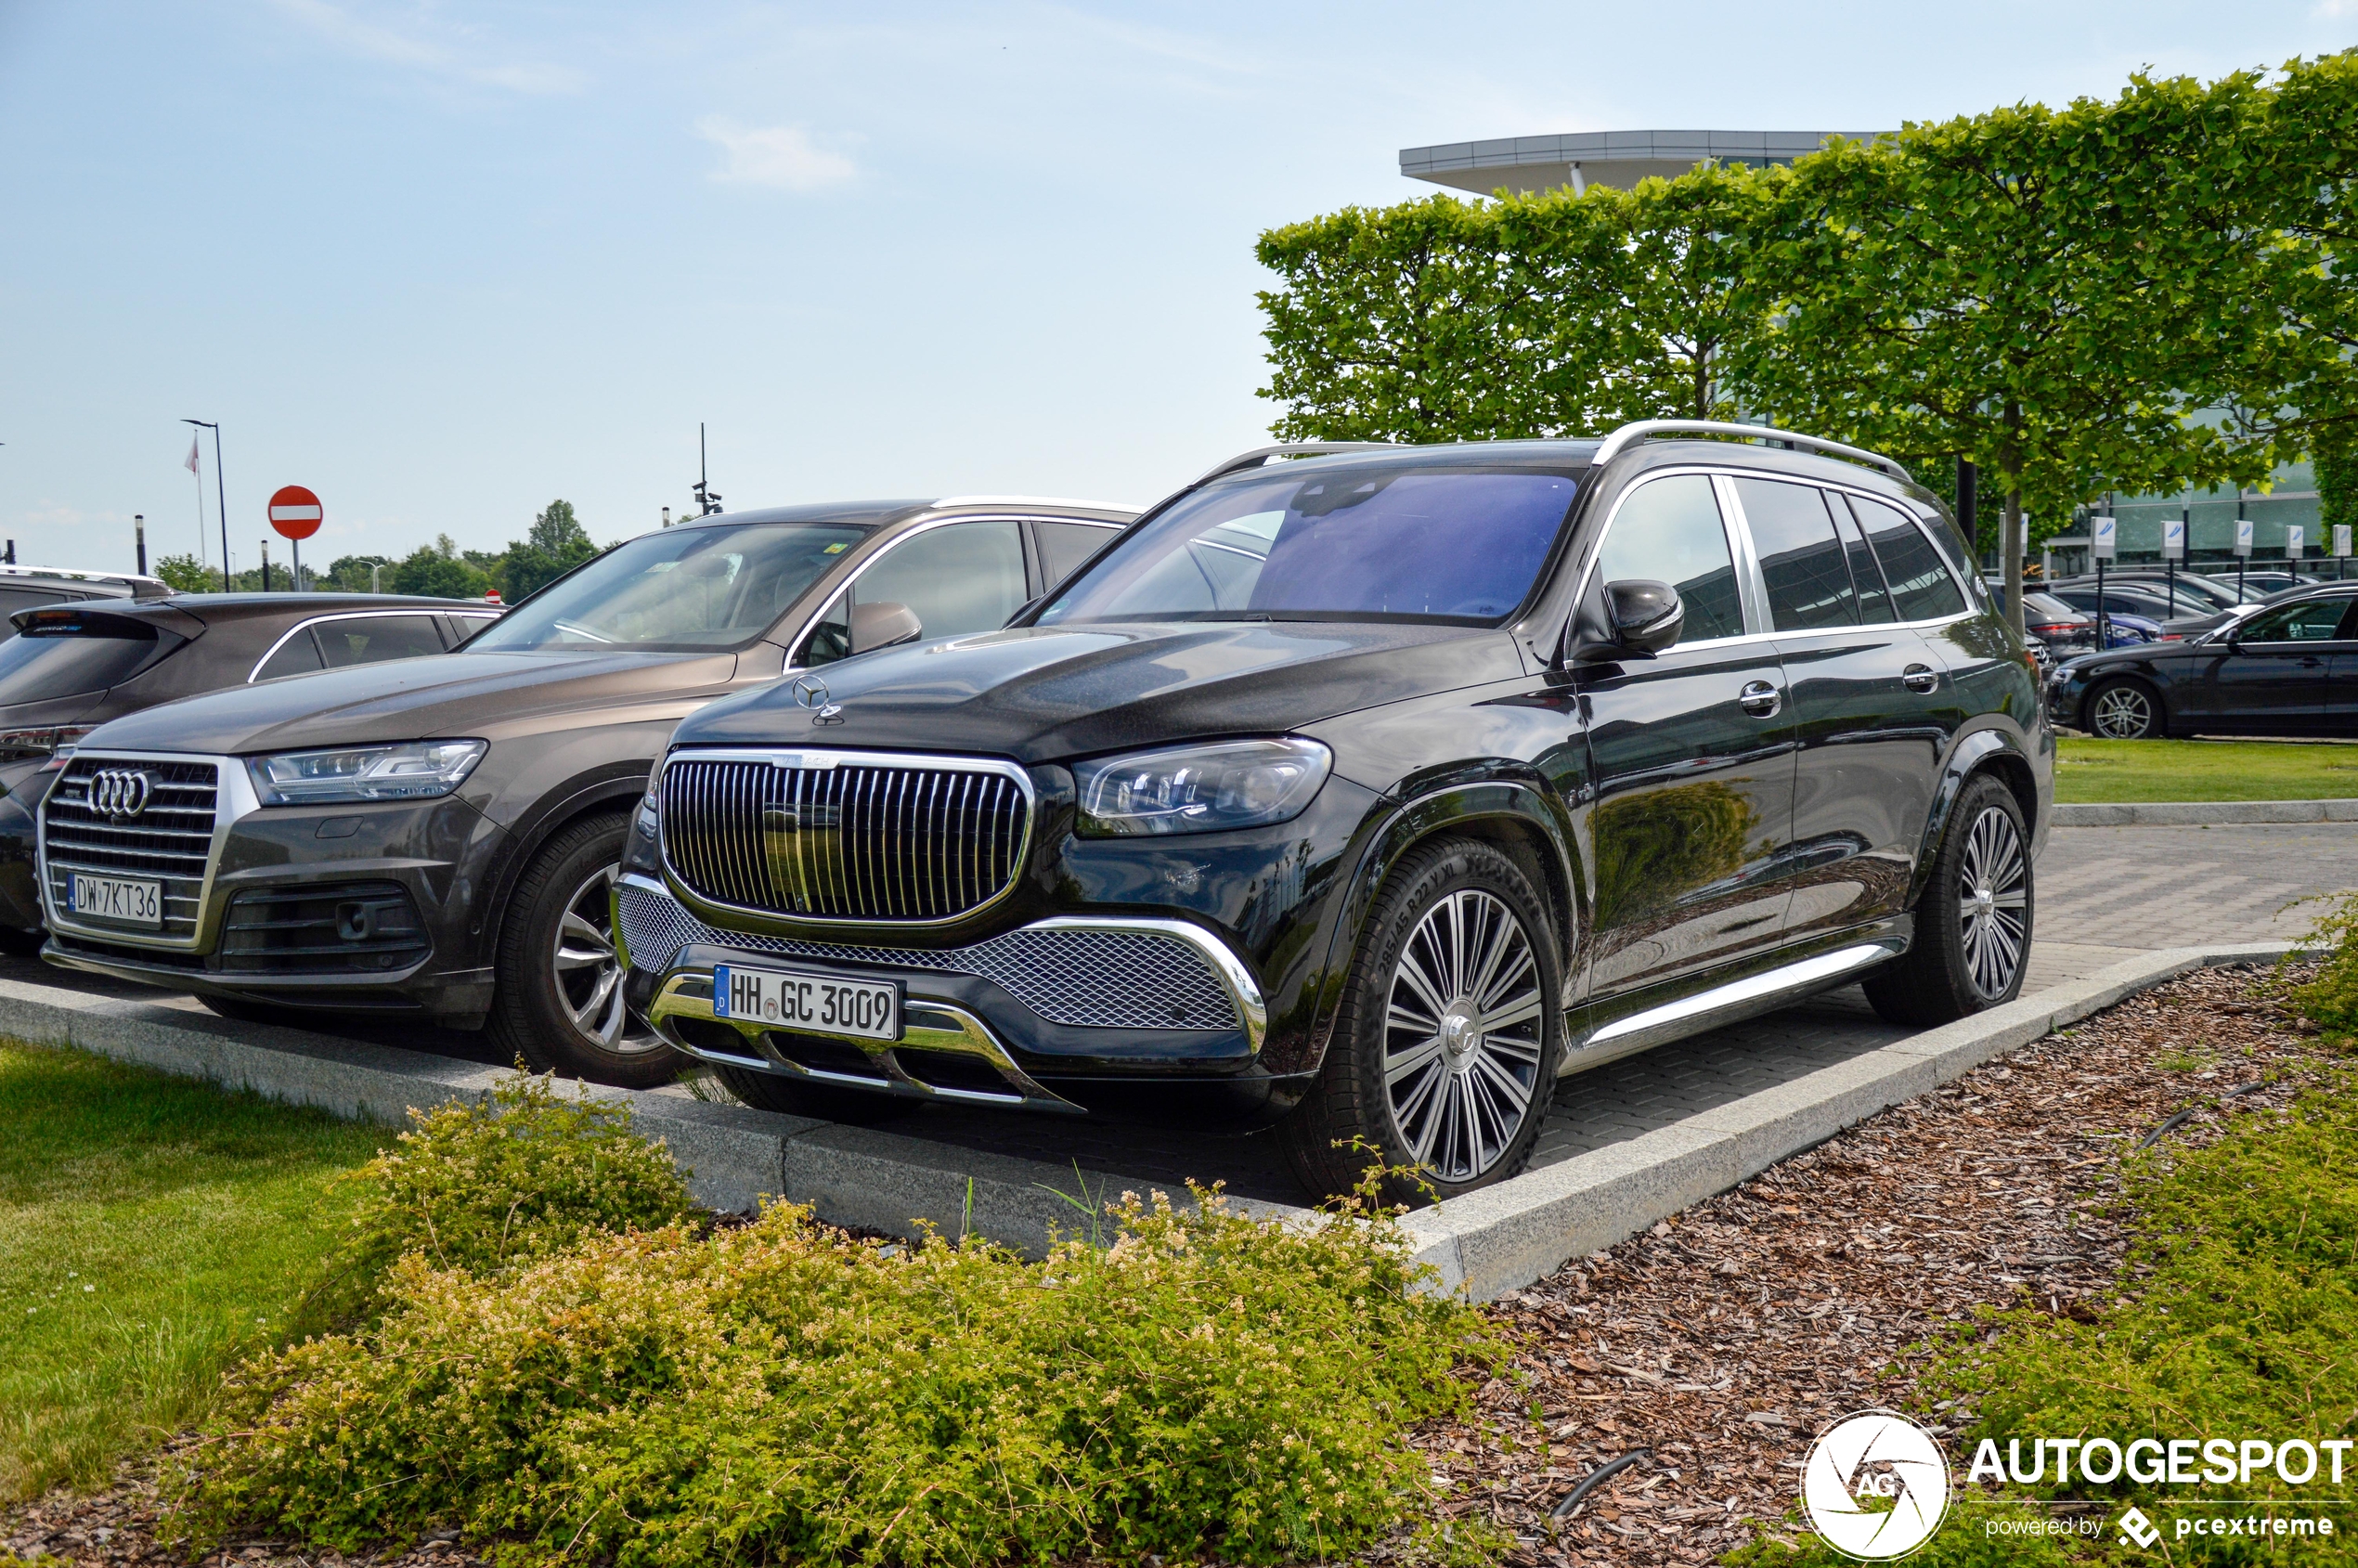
[663, 754, 1030, 923]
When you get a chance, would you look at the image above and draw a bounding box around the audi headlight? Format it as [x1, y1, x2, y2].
[1073, 737, 1330, 837]
[248, 740, 488, 806]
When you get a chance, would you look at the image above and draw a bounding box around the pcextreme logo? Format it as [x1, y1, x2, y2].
[1802, 1410, 1952, 1561]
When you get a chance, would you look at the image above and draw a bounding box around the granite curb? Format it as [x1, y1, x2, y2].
[0, 943, 2293, 1296]
[2054, 798, 2358, 826]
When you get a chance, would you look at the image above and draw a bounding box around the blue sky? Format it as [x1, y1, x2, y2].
[2, 2, 2351, 576]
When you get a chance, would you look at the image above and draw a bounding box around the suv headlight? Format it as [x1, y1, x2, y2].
[248, 740, 488, 806]
[1073, 737, 1331, 837]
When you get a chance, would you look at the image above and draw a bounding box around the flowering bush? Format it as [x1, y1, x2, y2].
[177, 1083, 1496, 1565]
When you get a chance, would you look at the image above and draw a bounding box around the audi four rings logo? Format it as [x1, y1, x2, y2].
[88, 769, 159, 823]
[790, 674, 846, 726]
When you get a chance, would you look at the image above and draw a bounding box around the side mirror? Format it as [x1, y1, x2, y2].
[849, 601, 923, 654]
[1565, 578, 1684, 663]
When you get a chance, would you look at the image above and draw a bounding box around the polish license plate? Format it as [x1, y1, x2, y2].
[712, 962, 900, 1042]
[69, 872, 162, 929]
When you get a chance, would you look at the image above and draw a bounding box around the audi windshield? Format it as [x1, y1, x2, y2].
[1037, 466, 1579, 626]
[463, 523, 869, 654]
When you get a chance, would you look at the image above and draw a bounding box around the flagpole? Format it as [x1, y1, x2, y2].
[183, 419, 228, 590]
[188, 438, 207, 570]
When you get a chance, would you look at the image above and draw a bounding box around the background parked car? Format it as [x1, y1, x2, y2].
[40, 499, 1134, 1085]
[2020, 591, 2159, 654]
[2047, 569, 2257, 616]
[2046, 582, 2358, 737]
[0, 566, 170, 635]
[0, 592, 501, 947]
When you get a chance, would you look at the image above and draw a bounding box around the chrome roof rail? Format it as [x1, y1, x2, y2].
[1188, 441, 1398, 487]
[1590, 420, 1911, 482]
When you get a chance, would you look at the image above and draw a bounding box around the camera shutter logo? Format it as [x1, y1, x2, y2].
[1801, 1409, 1951, 1560]
[89, 769, 158, 823]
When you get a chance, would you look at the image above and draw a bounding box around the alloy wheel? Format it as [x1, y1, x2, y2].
[1956, 806, 2028, 999]
[1382, 888, 1546, 1183]
[551, 862, 666, 1056]
[2091, 684, 2155, 739]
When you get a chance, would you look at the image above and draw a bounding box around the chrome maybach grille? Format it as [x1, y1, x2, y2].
[617, 882, 1240, 1032]
[43, 757, 221, 942]
[661, 754, 1030, 924]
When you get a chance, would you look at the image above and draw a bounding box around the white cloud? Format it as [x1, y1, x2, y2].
[2315, 0, 2358, 15]
[696, 118, 859, 192]
[266, 0, 587, 95]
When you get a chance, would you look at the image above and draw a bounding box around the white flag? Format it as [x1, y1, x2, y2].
[185, 435, 201, 475]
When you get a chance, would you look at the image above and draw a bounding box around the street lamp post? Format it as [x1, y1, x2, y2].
[182, 420, 228, 591]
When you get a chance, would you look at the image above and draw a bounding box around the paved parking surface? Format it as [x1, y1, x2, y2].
[13, 823, 2353, 1205]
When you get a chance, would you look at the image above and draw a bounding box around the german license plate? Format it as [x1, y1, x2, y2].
[712, 962, 900, 1042]
[69, 872, 162, 929]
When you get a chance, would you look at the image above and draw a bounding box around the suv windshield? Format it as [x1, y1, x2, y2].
[1039, 466, 1578, 626]
[464, 522, 869, 653]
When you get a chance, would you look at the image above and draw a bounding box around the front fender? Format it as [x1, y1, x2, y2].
[1306, 780, 1587, 1072]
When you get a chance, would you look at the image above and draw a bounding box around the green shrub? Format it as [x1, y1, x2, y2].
[175, 1189, 1497, 1567]
[2288, 889, 2358, 1050]
[321, 1073, 694, 1310]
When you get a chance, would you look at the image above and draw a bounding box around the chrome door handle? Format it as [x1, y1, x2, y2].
[1902, 664, 1940, 693]
[1738, 680, 1782, 718]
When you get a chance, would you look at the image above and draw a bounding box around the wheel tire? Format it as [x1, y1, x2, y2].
[1864, 773, 2034, 1028]
[486, 812, 682, 1088]
[2084, 676, 2167, 739]
[710, 1062, 914, 1125]
[1279, 837, 1561, 1205]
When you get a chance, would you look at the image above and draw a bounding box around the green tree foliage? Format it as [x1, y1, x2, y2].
[1257, 59, 2358, 623]
[387, 535, 492, 600]
[150, 553, 217, 593]
[321, 554, 393, 591]
[498, 499, 601, 603]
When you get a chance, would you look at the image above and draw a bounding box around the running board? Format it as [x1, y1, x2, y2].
[1562, 936, 1906, 1075]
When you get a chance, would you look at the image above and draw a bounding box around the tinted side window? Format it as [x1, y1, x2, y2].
[1735, 478, 1858, 631]
[1831, 495, 1896, 624]
[1593, 475, 1744, 644]
[2240, 599, 2352, 642]
[254, 628, 326, 680]
[853, 519, 1029, 641]
[1035, 521, 1117, 590]
[1850, 497, 1967, 621]
[313, 615, 448, 668]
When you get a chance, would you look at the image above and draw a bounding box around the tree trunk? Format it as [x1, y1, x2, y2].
[2001, 401, 2026, 639]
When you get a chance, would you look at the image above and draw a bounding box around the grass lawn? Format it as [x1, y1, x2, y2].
[2054, 736, 2358, 802]
[0, 1039, 385, 1502]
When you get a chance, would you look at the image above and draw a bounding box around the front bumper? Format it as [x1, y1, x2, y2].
[617, 873, 1307, 1123]
[38, 748, 504, 1019]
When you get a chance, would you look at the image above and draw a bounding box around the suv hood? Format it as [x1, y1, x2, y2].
[81, 649, 740, 756]
[675, 622, 1525, 763]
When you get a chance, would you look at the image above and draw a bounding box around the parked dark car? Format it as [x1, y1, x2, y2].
[2046, 583, 2358, 738]
[38, 500, 1134, 1084]
[2049, 570, 2254, 616]
[0, 592, 499, 947]
[2043, 582, 2196, 631]
[0, 566, 171, 633]
[620, 422, 2052, 1200]
[2020, 591, 2159, 653]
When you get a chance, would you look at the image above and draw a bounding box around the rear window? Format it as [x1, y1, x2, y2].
[1041, 466, 1578, 625]
[1845, 497, 1968, 622]
[0, 614, 181, 704]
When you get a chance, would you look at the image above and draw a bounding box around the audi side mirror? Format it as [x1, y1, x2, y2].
[849, 600, 923, 654]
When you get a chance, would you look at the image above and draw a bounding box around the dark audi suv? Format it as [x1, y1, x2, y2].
[40, 499, 1131, 1084]
[620, 423, 2052, 1199]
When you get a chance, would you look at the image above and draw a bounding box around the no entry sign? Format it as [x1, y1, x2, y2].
[268, 485, 323, 540]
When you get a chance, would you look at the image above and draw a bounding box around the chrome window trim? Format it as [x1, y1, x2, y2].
[782, 512, 1058, 669]
[246, 609, 454, 684]
[37, 748, 260, 952]
[657, 746, 1038, 930]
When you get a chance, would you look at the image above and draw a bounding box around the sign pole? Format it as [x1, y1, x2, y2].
[2335, 524, 2352, 582]
[2092, 516, 2116, 646]
[2234, 494, 2248, 600]
[2162, 513, 2185, 617]
[134, 514, 146, 577]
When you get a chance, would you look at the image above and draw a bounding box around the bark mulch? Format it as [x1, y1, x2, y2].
[3, 962, 2328, 1568]
[1404, 961, 2331, 1568]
